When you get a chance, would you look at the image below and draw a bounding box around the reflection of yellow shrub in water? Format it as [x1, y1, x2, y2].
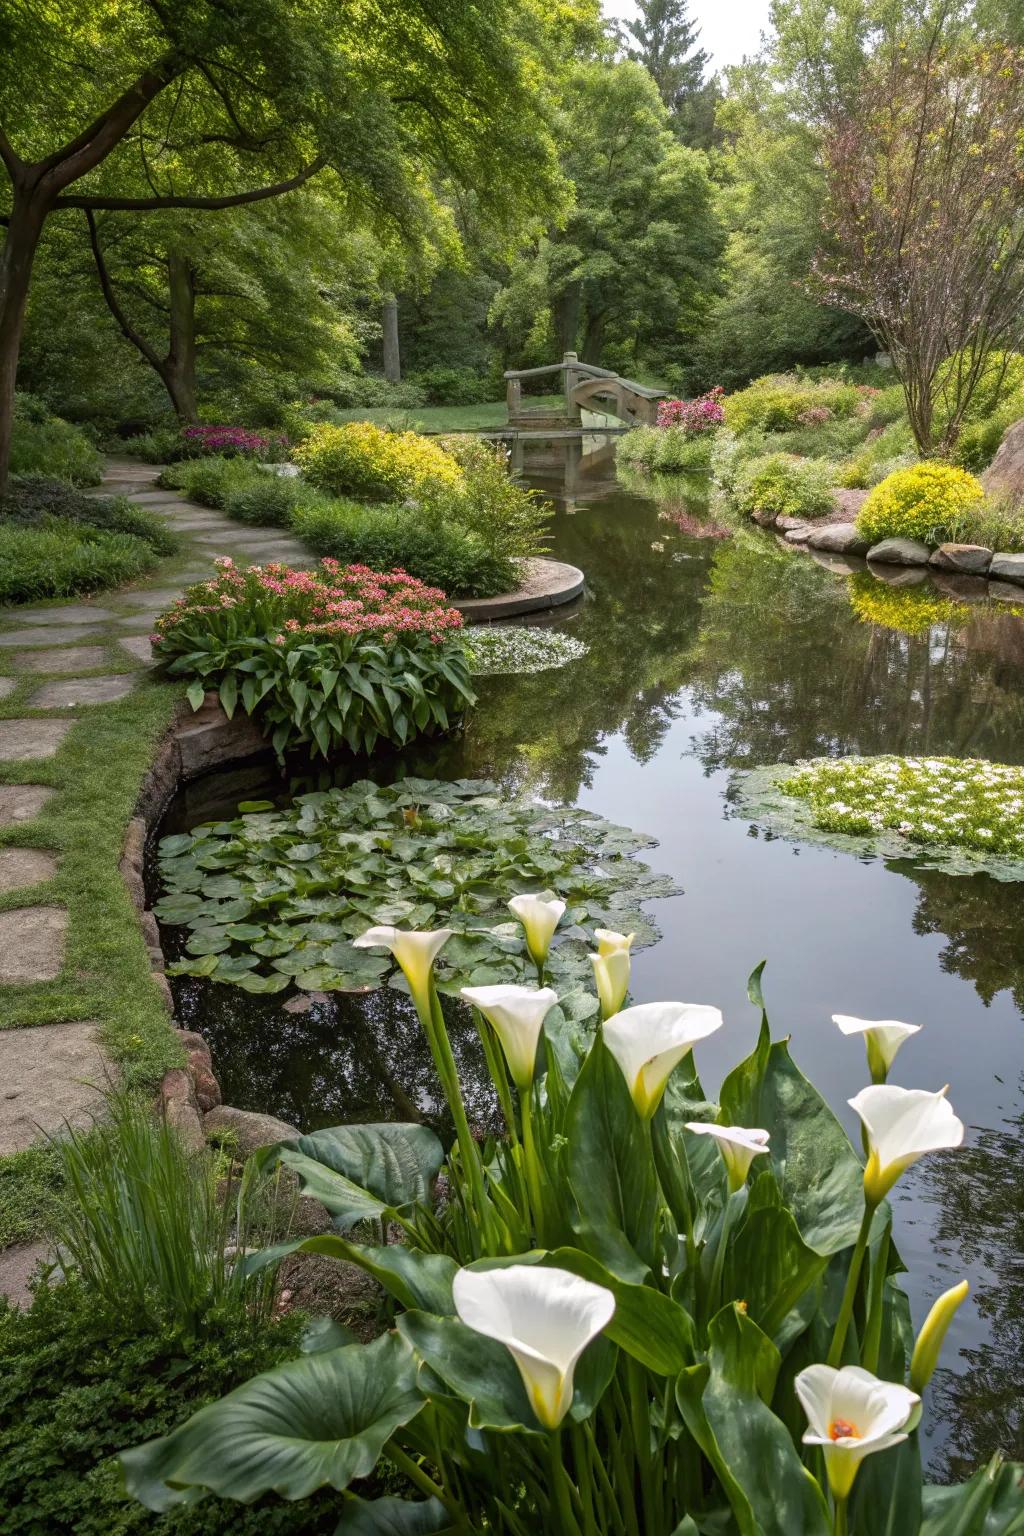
[848, 573, 971, 636]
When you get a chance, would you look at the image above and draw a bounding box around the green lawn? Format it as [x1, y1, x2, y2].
[329, 393, 569, 432]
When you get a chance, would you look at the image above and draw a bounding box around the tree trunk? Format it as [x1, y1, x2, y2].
[581, 310, 606, 365]
[0, 189, 48, 496]
[382, 294, 401, 383]
[163, 250, 199, 422]
[554, 282, 581, 358]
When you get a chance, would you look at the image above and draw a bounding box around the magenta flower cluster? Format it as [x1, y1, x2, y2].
[153, 558, 465, 650]
[656, 386, 725, 435]
[182, 425, 287, 458]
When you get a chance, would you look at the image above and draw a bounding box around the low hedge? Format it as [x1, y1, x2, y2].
[10, 404, 103, 486]
[2, 476, 178, 555]
[0, 520, 159, 603]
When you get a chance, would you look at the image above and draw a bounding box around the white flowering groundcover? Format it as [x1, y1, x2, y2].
[466, 624, 588, 676]
[733, 755, 1024, 880]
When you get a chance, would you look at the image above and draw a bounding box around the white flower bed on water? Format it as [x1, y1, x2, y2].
[780, 755, 1024, 857]
[466, 625, 589, 676]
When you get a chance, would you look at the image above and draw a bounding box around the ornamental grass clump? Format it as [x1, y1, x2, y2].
[779, 754, 1024, 858]
[120, 935, 1019, 1534]
[152, 558, 473, 759]
[855, 462, 985, 548]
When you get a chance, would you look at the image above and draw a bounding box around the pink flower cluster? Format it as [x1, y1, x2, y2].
[797, 405, 834, 427]
[182, 425, 286, 458]
[656, 386, 725, 435]
[153, 559, 464, 648]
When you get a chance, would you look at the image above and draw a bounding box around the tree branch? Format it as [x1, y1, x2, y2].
[54, 157, 327, 212]
[39, 50, 187, 192]
[0, 123, 22, 179]
[85, 208, 165, 376]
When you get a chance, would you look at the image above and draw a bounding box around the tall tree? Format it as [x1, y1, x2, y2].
[0, 0, 569, 490]
[624, 0, 710, 116]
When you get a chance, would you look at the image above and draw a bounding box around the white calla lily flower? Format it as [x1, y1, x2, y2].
[453, 1264, 615, 1430]
[590, 947, 631, 1020]
[685, 1122, 770, 1192]
[594, 928, 635, 956]
[461, 984, 558, 1090]
[603, 1002, 723, 1119]
[833, 1014, 922, 1083]
[795, 1363, 919, 1500]
[508, 894, 566, 970]
[353, 926, 453, 1015]
[849, 1084, 964, 1205]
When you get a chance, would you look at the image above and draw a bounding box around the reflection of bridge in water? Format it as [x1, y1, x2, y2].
[505, 431, 622, 512]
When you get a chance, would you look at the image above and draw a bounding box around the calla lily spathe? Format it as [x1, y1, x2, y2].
[795, 1363, 919, 1501]
[353, 926, 453, 1015]
[507, 894, 566, 970]
[461, 984, 558, 1090]
[603, 1001, 723, 1119]
[594, 929, 635, 956]
[685, 1122, 770, 1192]
[833, 1014, 921, 1083]
[453, 1264, 615, 1430]
[591, 947, 631, 1020]
[849, 1083, 965, 1205]
[910, 1279, 969, 1393]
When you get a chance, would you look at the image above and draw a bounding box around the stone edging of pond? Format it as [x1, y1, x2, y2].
[751, 507, 1024, 597]
[456, 556, 585, 622]
[122, 692, 278, 1156]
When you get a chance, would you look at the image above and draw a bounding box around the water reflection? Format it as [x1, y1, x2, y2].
[160, 457, 1024, 1477]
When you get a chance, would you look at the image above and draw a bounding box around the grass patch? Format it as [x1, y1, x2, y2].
[325, 393, 567, 432]
[0, 1142, 66, 1248]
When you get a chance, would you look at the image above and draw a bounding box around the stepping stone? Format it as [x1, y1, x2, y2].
[0, 1239, 53, 1308]
[0, 1020, 110, 1155]
[0, 719, 72, 760]
[0, 785, 54, 826]
[116, 612, 163, 631]
[120, 635, 157, 665]
[15, 645, 110, 674]
[7, 605, 116, 625]
[0, 905, 67, 982]
[28, 674, 136, 708]
[0, 677, 15, 701]
[0, 848, 58, 893]
[0, 625, 102, 647]
[110, 589, 184, 609]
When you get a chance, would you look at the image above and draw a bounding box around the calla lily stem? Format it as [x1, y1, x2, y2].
[828, 1201, 876, 1368]
[862, 1222, 890, 1374]
[520, 1089, 548, 1244]
[834, 1495, 849, 1536]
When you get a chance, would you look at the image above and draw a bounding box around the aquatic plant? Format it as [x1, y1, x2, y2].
[120, 947, 1022, 1533]
[466, 625, 589, 675]
[156, 776, 678, 1002]
[152, 559, 472, 759]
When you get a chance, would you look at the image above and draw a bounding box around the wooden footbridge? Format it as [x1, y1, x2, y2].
[502, 351, 666, 434]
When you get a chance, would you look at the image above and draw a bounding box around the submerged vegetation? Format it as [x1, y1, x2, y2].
[465, 625, 589, 675]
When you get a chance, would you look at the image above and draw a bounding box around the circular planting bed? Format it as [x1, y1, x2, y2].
[455, 556, 585, 621]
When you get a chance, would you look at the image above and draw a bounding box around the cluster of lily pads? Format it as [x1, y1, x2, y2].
[465, 624, 589, 676]
[123, 900, 1020, 1533]
[156, 777, 677, 1014]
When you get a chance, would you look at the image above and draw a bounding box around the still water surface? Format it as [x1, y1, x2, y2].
[163, 443, 1024, 1477]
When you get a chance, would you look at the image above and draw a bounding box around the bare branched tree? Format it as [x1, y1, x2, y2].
[814, 38, 1024, 456]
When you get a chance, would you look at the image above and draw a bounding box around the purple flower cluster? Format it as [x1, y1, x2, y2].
[182, 425, 287, 459]
[656, 386, 725, 435]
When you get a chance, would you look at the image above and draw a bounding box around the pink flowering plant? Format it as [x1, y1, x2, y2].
[181, 425, 288, 461]
[656, 386, 726, 434]
[152, 558, 474, 759]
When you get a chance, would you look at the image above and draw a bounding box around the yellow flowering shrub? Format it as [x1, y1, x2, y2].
[293, 421, 464, 502]
[855, 462, 985, 547]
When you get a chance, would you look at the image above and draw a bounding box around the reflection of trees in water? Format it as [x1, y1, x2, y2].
[687, 537, 1024, 773]
[919, 1089, 1024, 1482]
[908, 864, 1024, 1013]
[171, 977, 498, 1138]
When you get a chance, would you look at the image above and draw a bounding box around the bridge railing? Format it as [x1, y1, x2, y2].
[503, 352, 665, 426]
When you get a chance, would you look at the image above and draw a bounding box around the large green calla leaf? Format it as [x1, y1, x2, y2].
[565, 1038, 661, 1269]
[921, 1455, 1024, 1535]
[544, 1246, 695, 1374]
[120, 1333, 423, 1510]
[397, 1311, 540, 1433]
[270, 1123, 445, 1230]
[333, 1495, 451, 1534]
[677, 1306, 830, 1536]
[725, 1170, 827, 1345]
[849, 1435, 922, 1536]
[244, 1234, 457, 1315]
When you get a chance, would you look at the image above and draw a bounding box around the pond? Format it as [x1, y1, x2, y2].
[158, 437, 1024, 1479]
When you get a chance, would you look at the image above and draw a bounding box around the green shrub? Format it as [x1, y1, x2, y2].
[732, 452, 837, 521]
[292, 421, 463, 501]
[158, 456, 260, 508]
[223, 473, 313, 528]
[1, 477, 178, 555]
[154, 560, 475, 758]
[292, 498, 514, 598]
[9, 401, 103, 485]
[618, 425, 714, 474]
[856, 462, 985, 547]
[120, 425, 197, 464]
[331, 372, 427, 410]
[724, 373, 861, 434]
[616, 425, 661, 469]
[941, 493, 1024, 554]
[0, 1276, 339, 1536]
[430, 435, 549, 562]
[407, 364, 489, 405]
[0, 521, 158, 603]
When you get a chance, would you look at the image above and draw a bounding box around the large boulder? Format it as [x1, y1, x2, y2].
[867, 537, 931, 566]
[203, 1104, 299, 1157]
[928, 543, 992, 575]
[981, 418, 1024, 502]
[806, 522, 871, 556]
[989, 552, 1024, 586]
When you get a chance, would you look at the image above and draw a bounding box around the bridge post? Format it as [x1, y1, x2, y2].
[562, 351, 583, 424]
[506, 375, 522, 424]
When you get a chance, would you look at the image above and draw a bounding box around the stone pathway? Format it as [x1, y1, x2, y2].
[0, 453, 320, 1210]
